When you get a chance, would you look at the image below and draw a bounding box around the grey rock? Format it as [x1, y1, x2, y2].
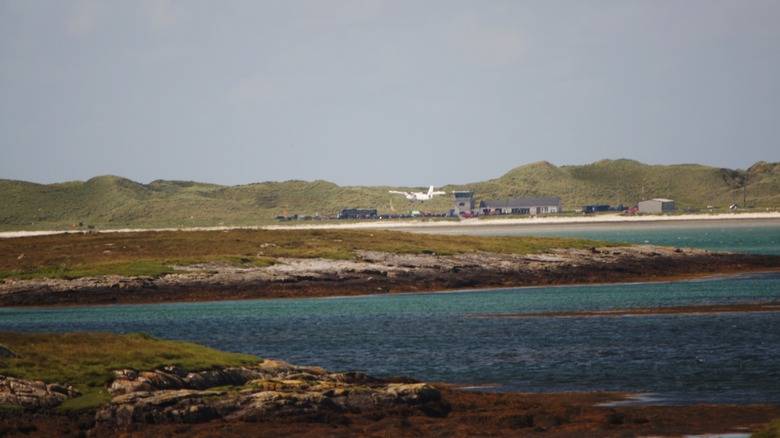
[96, 361, 448, 430]
[0, 375, 80, 409]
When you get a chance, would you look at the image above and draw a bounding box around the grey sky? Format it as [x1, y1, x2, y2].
[2, 1, 779, 188]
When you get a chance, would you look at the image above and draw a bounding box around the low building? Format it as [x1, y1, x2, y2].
[637, 198, 676, 214]
[479, 197, 561, 216]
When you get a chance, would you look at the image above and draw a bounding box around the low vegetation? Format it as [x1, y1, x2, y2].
[0, 332, 260, 410]
[1, 160, 778, 231]
[753, 419, 780, 438]
[0, 229, 616, 280]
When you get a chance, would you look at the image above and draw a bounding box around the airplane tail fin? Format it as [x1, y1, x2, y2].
[428, 186, 434, 197]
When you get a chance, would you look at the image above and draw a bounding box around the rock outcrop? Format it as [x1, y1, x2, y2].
[0, 376, 80, 409]
[0, 358, 446, 433]
[94, 359, 448, 432]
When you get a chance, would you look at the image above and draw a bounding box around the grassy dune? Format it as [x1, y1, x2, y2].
[2, 160, 778, 231]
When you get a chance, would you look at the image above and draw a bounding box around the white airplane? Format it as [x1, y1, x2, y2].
[389, 185, 447, 201]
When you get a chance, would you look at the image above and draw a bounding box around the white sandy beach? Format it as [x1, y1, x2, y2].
[1, 211, 779, 239]
[270, 211, 780, 230]
[3, 211, 780, 238]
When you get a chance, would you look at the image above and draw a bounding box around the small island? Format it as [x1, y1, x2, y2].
[1, 227, 779, 307]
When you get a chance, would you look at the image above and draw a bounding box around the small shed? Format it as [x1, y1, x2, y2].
[638, 198, 676, 214]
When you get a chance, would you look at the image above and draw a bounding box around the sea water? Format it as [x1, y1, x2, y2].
[2, 222, 779, 404]
[422, 218, 780, 255]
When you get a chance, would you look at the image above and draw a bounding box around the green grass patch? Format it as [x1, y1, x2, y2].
[0, 332, 261, 411]
[160, 256, 279, 270]
[0, 260, 177, 280]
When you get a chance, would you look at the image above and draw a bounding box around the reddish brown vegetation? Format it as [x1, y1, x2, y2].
[3, 390, 780, 437]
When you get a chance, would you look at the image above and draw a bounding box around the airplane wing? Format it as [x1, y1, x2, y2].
[389, 191, 409, 195]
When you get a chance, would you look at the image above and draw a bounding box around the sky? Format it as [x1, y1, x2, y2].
[1, 1, 779, 188]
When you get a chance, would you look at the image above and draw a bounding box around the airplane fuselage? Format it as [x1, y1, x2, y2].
[389, 185, 446, 202]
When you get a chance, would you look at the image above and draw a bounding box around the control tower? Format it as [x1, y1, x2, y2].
[452, 191, 475, 216]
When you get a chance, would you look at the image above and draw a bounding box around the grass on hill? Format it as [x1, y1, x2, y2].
[0, 332, 261, 410]
[0, 229, 618, 280]
[2, 160, 778, 231]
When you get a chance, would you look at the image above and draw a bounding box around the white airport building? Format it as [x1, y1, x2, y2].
[479, 197, 561, 216]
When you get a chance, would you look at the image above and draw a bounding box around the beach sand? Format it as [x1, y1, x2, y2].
[0, 211, 780, 238]
[2, 211, 779, 239]
[268, 211, 780, 232]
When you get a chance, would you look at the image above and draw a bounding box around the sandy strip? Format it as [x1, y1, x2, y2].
[1, 212, 779, 238]
[269, 211, 780, 231]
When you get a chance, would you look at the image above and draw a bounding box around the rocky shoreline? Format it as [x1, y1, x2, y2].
[3, 361, 780, 437]
[3, 244, 780, 436]
[2, 244, 780, 307]
[2, 355, 446, 437]
[4, 350, 780, 438]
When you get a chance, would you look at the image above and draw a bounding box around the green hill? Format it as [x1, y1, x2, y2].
[470, 159, 780, 211]
[1, 160, 778, 231]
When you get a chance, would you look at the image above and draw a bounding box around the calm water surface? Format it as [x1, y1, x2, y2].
[419, 219, 780, 255]
[2, 223, 779, 404]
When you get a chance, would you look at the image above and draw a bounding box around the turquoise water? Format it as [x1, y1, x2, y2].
[427, 220, 780, 255]
[2, 223, 779, 404]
